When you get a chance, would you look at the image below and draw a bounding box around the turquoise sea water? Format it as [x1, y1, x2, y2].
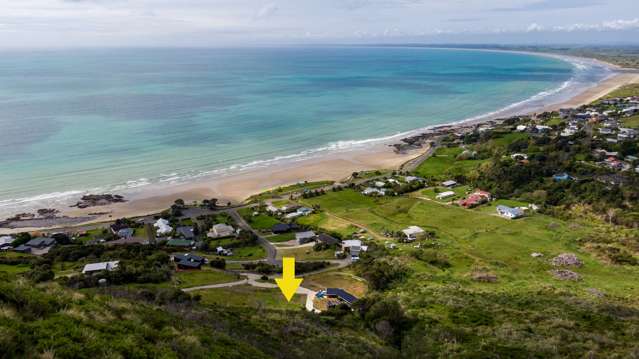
[0, 47, 610, 215]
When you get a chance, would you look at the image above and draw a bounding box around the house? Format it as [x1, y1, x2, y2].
[516, 124, 528, 132]
[266, 204, 279, 214]
[553, 173, 573, 182]
[166, 239, 194, 248]
[326, 288, 359, 306]
[176, 226, 195, 240]
[116, 228, 134, 239]
[496, 205, 524, 219]
[436, 191, 455, 200]
[317, 233, 340, 246]
[207, 223, 235, 238]
[82, 261, 120, 274]
[362, 187, 385, 196]
[297, 207, 313, 216]
[404, 176, 421, 183]
[599, 127, 614, 135]
[173, 253, 206, 270]
[441, 180, 457, 188]
[154, 219, 173, 236]
[272, 223, 292, 234]
[457, 190, 492, 208]
[295, 231, 317, 245]
[625, 155, 639, 163]
[0, 236, 14, 249]
[511, 153, 528, 161]
[402, 226, 425, 242]
[342, 239, 364, 259]
[25, 237, 56, 248]
[13, 245, 31, 253]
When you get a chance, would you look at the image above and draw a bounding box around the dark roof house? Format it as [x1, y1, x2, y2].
[173, 253, 206, 270]
[326, 288, 358, 305]
[317, 233, 339, 246]
[166, 239, 194, 248]
[176, 226, 195, 240]
[25, 237, 56, 248]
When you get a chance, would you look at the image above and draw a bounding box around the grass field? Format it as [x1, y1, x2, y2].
[420, 185, 471, 202]
[414, 147, 487, 179]
[0, 263, 30, 275]
[276, 246, 335, 260]
[266, 232, 295, 243]
[490, 132, 529, 148]
[603, 83, 639, 98]
[303, 271, 368, 297]
[296, 212, 360, 237]
[247, 180, 334, 202]
[237, 208, 281, 231]
[622, 115, 639, 128]
[301, 190, 639, 298]
[174, 268, 239, 288]
[194, 285, 306, 310]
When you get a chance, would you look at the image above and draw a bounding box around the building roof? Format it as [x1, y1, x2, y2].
[342, 239, 362, 248]
[0, 236, 15, 247]
[295, 231, 316, 241]
[174, 253, 205, 263]
[272, 223, 292, 233]
[82, 261, 119, 274]
[176, 226, 195, 239]
[25, 237, 56, 248]
[326, 288, 358, 304]
[117, 228, 134, 238]
[402, 226, 424, 237]
[317, 233, 339, 245]
[496, 205, 524, 217]
[13, 245, 31, 253]
[442, 180, 457, 187]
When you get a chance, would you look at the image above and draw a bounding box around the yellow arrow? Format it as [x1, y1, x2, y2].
[275, 257, 303, 302]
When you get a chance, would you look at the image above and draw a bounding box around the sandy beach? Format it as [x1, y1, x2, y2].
[1, 56, 638, 234]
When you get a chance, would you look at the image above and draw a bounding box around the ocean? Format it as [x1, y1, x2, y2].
[0, 47, 612, 216]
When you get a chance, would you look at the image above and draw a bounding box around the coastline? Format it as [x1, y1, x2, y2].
[1, 51, 637, 234]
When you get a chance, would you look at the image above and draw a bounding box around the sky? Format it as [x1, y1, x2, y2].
[0, 0, 637, 47]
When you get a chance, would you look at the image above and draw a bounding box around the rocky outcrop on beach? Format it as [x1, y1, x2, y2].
[72, 194, 126, 208]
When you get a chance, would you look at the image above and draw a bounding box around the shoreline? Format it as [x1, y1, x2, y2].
[1, 51, 638, 234]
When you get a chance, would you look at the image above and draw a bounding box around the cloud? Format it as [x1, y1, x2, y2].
[255, 3, 278, 20]
[494, 0, 601, 12]
[526, 23, 544, 32]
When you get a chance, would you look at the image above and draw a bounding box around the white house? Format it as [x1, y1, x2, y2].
[374, 181, 386, 188]
[208, 223, 235, 238]
[295, 231, 317, 245]
[0, 236, 14, 249]
[154, 219, 173, 235]
[82, 261, 120, 274]
[496, 205, 524, 219]
[362, 187, 385, 196]
[436, 191, 455, 200]
[402, 226, 425, 242]
[441, 180, 457, 188]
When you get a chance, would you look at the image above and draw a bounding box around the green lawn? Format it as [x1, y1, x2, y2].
[296, 212, 360, 238]
[414, 147, 487, 179]
[237, 208, 281, 231]
[490, 132, 529, 148]
[194, 285, 306, 310]
[545, 117, 563, 127]
[266, 232, 295, 243]
[174, 268, 239, 288]
[276, 246, 335, 260]
[0, 263, 30, 275]
[603, 83, 639, 98]
[621, 115, 639, 128]
[247, 180, 335, 202]
[301, 190, 639, 297]
[420, 185, 471, 202]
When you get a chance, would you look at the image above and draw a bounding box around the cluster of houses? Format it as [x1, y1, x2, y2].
[1, 236, 57, 255]
[361, 176, 424, 197]
[592, 149, 639, 173]
[266, 204, 314, 219]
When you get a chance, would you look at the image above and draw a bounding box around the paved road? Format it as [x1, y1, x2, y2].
[226, 208, 278, 265]
[399, 138, 441, 172]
